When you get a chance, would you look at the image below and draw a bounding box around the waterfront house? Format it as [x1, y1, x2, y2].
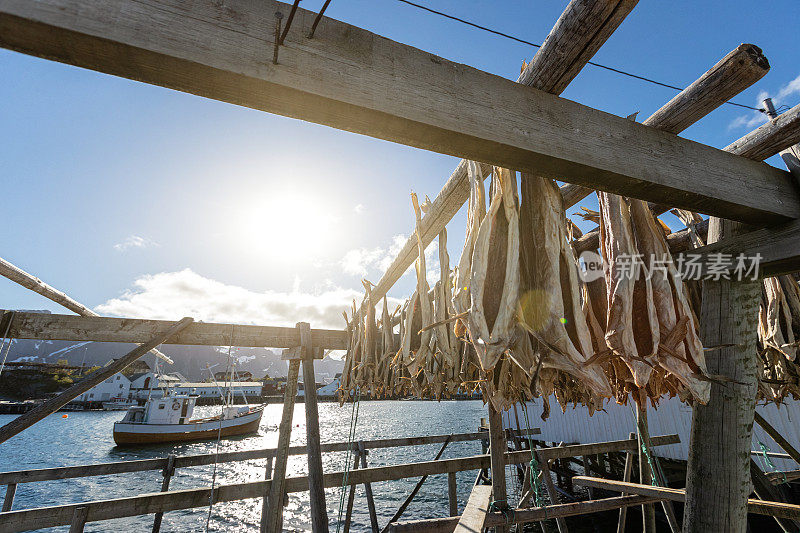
[76, 373, 131, 403]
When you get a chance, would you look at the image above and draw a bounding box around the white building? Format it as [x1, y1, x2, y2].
[129, 372, 185, 399]
[173, 382, 263, 398]
[77, 373, 131, 403]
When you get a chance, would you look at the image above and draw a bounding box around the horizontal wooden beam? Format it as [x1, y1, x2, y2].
[725, 103, 800, 161]
[692, 218, 800, 277]
[2, 310, 348, 350]
[572, 476, 800, 519]
[1, 0, 796, 227]
[389, 494, 665, 532]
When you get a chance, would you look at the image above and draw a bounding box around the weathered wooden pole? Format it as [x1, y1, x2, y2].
[0, 317, 193, 444]
[0, 256, 173, 364]
[262, 358, 301, 533]
[561, 43, 770, 209]
[616, 433, 636, 533]
[152, 454, 176, 533]
[2, 483, 17, 512]
[298, 322, 329, 533]
[538, 451, 569, 533]
[682, 219, 761, 533]
[635, 396, 656, 533]
[448, 472, 458, 516]
[358, 441, 380, 533]
[761, 99, 800, 179]
[487, 404, 508, 533]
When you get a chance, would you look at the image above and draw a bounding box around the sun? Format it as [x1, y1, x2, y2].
[234, 193, 336, 263]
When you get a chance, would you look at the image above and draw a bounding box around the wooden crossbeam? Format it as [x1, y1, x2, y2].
[453, 484, 492, 533]
[573, 476, 800, 519]
[1, 1, 796, 229]
[2, 310, 348, 349]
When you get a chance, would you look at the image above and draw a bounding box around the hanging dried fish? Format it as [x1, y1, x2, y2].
[598, 192, 659, 390]
[453, 161, 486, 330]
[518, 174, 611, 397]
[467, 167, 520, 372]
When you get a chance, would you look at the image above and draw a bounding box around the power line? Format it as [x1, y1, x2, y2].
[395, 0, 765, 113]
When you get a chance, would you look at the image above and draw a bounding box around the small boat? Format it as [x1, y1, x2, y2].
[113, 393, 263, 445]
[102, 398, 138, 411]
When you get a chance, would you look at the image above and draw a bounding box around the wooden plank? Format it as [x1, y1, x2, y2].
[364, 0, 640, 309]
[453, 484, 492, 533]
[0, 256, 173, 364]
[0, 431, 489, 485]
[3, 310, 348, 350]
[561, 43, 772, 209]
[538, 453, 568, 533]
[0, 446, 679, 533]
[391, 494, 666, 532]
[692, 218, 800, 277]
[573, 477, 800, 520]
[262, 359, 300, 533]
[298, 323, 328, 533]
[536, 434, 680, 461]
[0, 317, 194, 445]
[754, 412, 800, 465]
[68, 506, 88, 533]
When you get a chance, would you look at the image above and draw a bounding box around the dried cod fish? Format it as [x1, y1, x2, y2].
[467, 167, 520, 372]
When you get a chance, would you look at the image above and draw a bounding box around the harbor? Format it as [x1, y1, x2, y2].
[2, 0, 800, 531]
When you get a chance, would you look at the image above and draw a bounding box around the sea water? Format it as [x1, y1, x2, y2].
[0, 400, 496, 532]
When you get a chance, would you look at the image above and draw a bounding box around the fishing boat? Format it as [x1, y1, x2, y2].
[101, 398, 138, 411]
[113, 393, 263, 445]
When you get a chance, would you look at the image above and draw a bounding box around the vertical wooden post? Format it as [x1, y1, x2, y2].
[582, 455, 594, 500]
[69, 506, 89, 533]
[683, 218, 760, 533]
[487, 404, 508, 533]
[2, 483, 17, 512]
[636, 396, 656, 533]
[343, 446, 361, 533]
[358, 441, 379, 533]
[298, 322, 329, 533]
[262, 358, 301, 533]
[448, 472, 458, 516]
[152, 454, 176, 533]
[616, 432, 636, 533]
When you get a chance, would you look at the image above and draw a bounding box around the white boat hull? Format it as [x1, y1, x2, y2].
[113, 407, 263, 445]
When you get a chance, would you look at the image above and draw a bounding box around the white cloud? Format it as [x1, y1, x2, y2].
[354, 204, 365, 214]
[339, 233, 444, 284]
[729, 74, 800, 130]
[113, 235, 158, 252]
[95, 269, 400, 330]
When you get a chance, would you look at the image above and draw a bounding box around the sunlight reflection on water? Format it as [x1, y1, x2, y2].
[0, 400, 490, 532]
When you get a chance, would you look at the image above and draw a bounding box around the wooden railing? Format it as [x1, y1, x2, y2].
[0, 432, 680, 533]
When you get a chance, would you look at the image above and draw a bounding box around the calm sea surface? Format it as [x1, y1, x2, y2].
[0, 400, 499, 532]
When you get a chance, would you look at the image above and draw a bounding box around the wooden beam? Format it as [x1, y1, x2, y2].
[560, 43, 772, 208]
[573, 477, 800, 520]
[487, 405, 508, 531]
[262, 359, 300, 532]
[0, 317, 193, 445]
[297, 323, 328, 533]
[453, 484, 492, 533]
[682, 217, 762, 533]
[389, 495, 666, 532]
[754, 412, 800, 465]
[2, 310, 348, 350]
[725, 103, 800, 161]
[364, 0, 639, 307]
[692, 217, 800, 277]
[0, 256, 173, 364]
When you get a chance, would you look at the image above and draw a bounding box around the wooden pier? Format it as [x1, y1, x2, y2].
[1, 0, 800, 530]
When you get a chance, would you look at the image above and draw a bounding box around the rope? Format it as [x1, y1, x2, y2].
[205, 326, 235, 531]
[758, 441, 788, 485]
[335, 388, 362, 533]
[394, 0, 765, 113]
[489, 499, 514, 525]
[521, 403, 546, 517]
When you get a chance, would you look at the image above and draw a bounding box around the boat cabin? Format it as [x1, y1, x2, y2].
[120, 394, 196, 425]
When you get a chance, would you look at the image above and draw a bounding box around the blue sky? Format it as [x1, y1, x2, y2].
[1, 0, 799, 330]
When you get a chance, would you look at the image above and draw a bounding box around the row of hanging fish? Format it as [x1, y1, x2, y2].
[339, 160, 800, 414]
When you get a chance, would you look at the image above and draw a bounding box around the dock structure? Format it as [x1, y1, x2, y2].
[1, 0, 800, 531]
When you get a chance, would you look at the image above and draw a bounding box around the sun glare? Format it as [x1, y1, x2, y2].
[235, 193, 336, 263]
